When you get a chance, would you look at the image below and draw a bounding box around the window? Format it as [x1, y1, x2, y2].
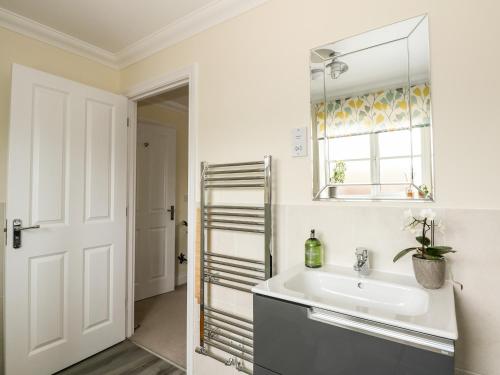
[319, 127, 429, 198]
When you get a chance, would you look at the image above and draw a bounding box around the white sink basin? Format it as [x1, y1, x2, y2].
[284, 268, 429, 316]
[252, 264, 458, 340]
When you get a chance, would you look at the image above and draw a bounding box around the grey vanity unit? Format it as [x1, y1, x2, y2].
[253, 294, 454, 375]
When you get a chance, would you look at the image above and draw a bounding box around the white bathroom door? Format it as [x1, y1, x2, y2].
[134, 123, 176, 301]
[5, 64, 128, 375]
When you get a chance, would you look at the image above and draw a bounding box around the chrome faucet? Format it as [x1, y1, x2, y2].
[353, 247, 370, 276]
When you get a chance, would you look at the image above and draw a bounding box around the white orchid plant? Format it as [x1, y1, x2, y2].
[393, 209, 456, 262]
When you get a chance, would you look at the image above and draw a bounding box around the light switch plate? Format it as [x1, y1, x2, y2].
[291, 127, 308, 157]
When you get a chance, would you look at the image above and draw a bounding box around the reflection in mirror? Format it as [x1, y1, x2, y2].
[311, 15, 433, 201]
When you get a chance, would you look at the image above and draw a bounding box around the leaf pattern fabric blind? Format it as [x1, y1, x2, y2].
[315, 83, 431, 138]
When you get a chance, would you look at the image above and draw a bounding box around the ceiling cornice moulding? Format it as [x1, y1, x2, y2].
[0, 7, 117, 68]
[115, 0, 270, 68]
[0, 0, 269, 70]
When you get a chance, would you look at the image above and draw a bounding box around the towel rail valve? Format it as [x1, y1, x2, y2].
[205, 274, 219, 283]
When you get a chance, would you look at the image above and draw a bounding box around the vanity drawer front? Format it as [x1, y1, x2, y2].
[254, 294, 454, 375]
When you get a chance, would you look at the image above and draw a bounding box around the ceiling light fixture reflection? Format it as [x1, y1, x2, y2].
[326, 51, 348, 79]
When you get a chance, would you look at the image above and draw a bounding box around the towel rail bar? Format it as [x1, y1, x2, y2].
[206, 279, 253, 293]
[204, 265, 265, 281]
[205, 212, 265, 218]
[207, 161, 264, 168]
[205, 306, 253, 324]
[205, 252, 265, 265]
[203, 339, 253, 363]
[205, 176, 264, 182]
[205, 205, 264, 210]
[206, 328, 254, 348]
[205, 183, 265, 189]
[205, 335, 253, 356]
[206, 272, 258, 287]
[205, 258, 265, 273]
[205, 218, 264, 226]
[205, 168, 264, 175]
[205, 224, 264, 234]
[204, 313, 253, 332]
[204, 321, 253, 340]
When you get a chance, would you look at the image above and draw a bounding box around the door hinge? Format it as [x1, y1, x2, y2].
[126, 207, 129, 216]
[3, 219, 6, 246]
[127, 118, 130, 127]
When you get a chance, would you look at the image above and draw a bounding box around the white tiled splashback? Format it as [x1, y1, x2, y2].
[195, 204, 500, 375]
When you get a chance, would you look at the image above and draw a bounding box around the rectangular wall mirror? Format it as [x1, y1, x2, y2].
[311, 15, 434, 201]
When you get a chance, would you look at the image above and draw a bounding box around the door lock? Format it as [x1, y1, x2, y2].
[13, 219, 40, 249]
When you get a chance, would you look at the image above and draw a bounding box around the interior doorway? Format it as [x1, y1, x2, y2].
[130, 85, 190, 370]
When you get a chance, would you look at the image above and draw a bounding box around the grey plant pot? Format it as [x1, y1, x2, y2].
[328, 186, 337, 198]
[412, 254, 446, 289]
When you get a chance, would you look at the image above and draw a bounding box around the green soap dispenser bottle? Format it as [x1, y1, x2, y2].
[305, 229, 323, 268]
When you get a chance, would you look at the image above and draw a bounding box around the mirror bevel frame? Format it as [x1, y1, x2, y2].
[310, 14, 435, 202]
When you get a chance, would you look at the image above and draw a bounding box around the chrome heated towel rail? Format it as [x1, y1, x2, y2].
[195, 156, 272, 374]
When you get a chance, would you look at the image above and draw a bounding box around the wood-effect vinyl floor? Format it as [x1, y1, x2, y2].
[56, 340, 185, 375]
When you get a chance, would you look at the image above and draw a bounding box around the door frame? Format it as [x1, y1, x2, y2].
[124, 64, 198, 375]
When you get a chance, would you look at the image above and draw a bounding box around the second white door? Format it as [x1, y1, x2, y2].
[135, 122, 176, 301]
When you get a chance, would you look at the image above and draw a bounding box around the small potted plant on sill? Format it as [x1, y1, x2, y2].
[393, 209, 456, 289]
[328, 160, 346, 198]
[418, 184, 430, 199]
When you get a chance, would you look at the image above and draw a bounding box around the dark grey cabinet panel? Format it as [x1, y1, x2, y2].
[254, 364, 281, 375]
[254, 294, 454, 375]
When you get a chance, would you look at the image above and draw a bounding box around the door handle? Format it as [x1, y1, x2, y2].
[13, 218, 40, 249]
[167, 205, 175, 221]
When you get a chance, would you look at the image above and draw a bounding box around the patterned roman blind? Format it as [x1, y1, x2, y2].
[315, 83, 431, 138]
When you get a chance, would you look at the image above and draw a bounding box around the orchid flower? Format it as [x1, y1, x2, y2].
[393, 209, 455, 262]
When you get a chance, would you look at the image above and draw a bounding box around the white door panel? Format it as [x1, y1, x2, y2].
[135, 123, 176, 301]
[5, 64, 128, 375]
[31, 85, 69, 225]
[83, 244, 113, 332]
[85, 99, 115, 221]
[29, 252, 68, 354]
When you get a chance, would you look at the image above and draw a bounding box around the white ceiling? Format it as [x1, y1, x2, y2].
[0, 0, 269, 68]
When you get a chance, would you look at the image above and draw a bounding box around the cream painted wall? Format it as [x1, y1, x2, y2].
[120, 1, 500, 374]
[137, 102, 189, 285]
[0, 26, 120, 202]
